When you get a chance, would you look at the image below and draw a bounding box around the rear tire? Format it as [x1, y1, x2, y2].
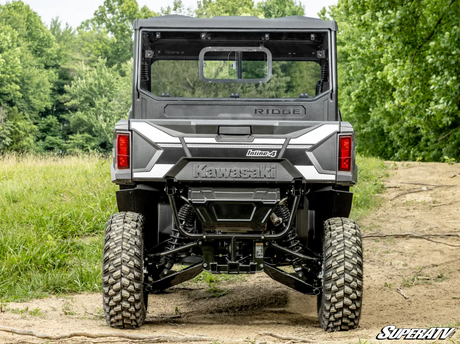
[102, 212, 146, 329]
[318, 217, 363, 331]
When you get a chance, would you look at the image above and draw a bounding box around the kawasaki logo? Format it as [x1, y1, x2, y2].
[193, 164, 276, 179]
[246, 149, 277, 158]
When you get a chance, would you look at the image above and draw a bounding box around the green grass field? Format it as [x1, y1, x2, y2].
[350, 155, 388, 220]
[0, 154, 117, 301]
[0, 154, 386, 301]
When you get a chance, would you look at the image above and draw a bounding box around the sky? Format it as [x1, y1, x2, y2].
[0, 0, 338, 29]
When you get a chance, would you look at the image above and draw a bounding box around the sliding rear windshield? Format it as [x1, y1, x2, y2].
[139, 31, 330, 99]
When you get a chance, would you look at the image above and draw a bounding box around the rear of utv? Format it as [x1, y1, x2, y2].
[102, 15, 363, 331]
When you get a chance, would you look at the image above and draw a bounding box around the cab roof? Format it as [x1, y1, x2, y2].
[134, 15, 337, 31]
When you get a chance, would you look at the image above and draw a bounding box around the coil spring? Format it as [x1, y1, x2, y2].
[281, 229, 302, 253]
[168, 203, 195, 251]
[178, 203, 195, 231]
[274, 205, 290, 224]
[274, 205, 302, 254]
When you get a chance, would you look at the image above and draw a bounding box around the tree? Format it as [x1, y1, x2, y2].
[64, 59, 132, 152]
[161, 0, 193, 16]
[196, 0, 260, 17]
[0, 1, 58, 117]
[195, 0, 304, 18]
[257, 0, 304, 18]
[80, 0, 157, 67]
[0, 1, 60, 152]
[0, 1, 59, 69]
[325, 0, 460, 161]
[0, 23, 22, 107]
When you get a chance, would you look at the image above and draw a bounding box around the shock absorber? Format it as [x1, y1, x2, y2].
[160, 203, 196, 277]
[273, 205, 290, 224]
[167, 203, 196, 251]
[281, 229, 302, 253]
[178, 203, 196, 230]
[273, 205, 302, 255]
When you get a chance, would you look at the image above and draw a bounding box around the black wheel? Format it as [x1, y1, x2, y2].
[102, 212, 147, 329]
[318, 217, 363, 331]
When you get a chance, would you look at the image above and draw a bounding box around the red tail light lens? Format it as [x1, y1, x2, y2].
[339, 136, 352, 172]
[117, 134, 130, 169]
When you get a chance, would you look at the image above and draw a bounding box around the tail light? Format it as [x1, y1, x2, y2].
[339, 136, 352, 172]
[117, 133, 130, 169]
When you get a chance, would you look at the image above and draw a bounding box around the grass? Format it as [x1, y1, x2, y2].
[6, 306, 43, 317]
[0, 154, 117, 301]
[62, 301, 77, 315]
[350, 155, 389, 220]
[189, 270, 244, 297]
[0, 153, 386, 302]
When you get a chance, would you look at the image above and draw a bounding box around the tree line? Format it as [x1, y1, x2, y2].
[0, 0, 458, 161]
[0, 0, 304, 153]
[323, 0, 460, 161]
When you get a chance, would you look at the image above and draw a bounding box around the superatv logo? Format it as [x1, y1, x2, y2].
[246, 149, 277, 158]
[193, 164, 276, 179]
[376, 326, 456, 340]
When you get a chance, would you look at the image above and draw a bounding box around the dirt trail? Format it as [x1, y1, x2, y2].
[1, 162, 460, 344]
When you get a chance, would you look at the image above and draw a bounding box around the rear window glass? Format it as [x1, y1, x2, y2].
[151, 60, 321, 98]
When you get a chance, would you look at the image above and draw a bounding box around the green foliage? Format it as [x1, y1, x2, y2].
[80, 0, 158, 67]
[443, 156, 456, 165]
[196, 0, 259, 17]
[0, 1, 60, 153]
[350, 155, 388, 221]
[0, 123, 12, 152]
[0, 23, 22, 104]
[161, 0, 191, 16]
[36, 116, 65, 152]
[64, 59, 132, 152]
[0, 154, 117, 301]
[0, 1, 58, 116]
[327, 0, 460, 161]
[257, 0, 304, 18]
[6, 306, 43, 317]
[1, 109, 38, 152]
[195, 0, 304, 18]
[191, 270, 243, 298]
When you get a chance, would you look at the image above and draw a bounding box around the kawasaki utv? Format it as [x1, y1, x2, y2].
[103, 14, 363, 331]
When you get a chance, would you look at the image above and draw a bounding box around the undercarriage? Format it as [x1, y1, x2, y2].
[114, 157, 355, 297]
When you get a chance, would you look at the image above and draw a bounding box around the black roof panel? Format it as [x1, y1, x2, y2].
[134, 15, 337, 31]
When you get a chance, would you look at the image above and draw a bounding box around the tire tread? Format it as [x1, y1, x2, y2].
[102, 212, 146, 329]
[318, 217, 363, 331]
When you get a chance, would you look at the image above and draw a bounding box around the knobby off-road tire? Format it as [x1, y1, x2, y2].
[102, 212, 146, 329]
[318, 217, 363, 331]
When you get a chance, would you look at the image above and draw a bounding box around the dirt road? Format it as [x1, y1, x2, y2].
[1, 162, 459, 343]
